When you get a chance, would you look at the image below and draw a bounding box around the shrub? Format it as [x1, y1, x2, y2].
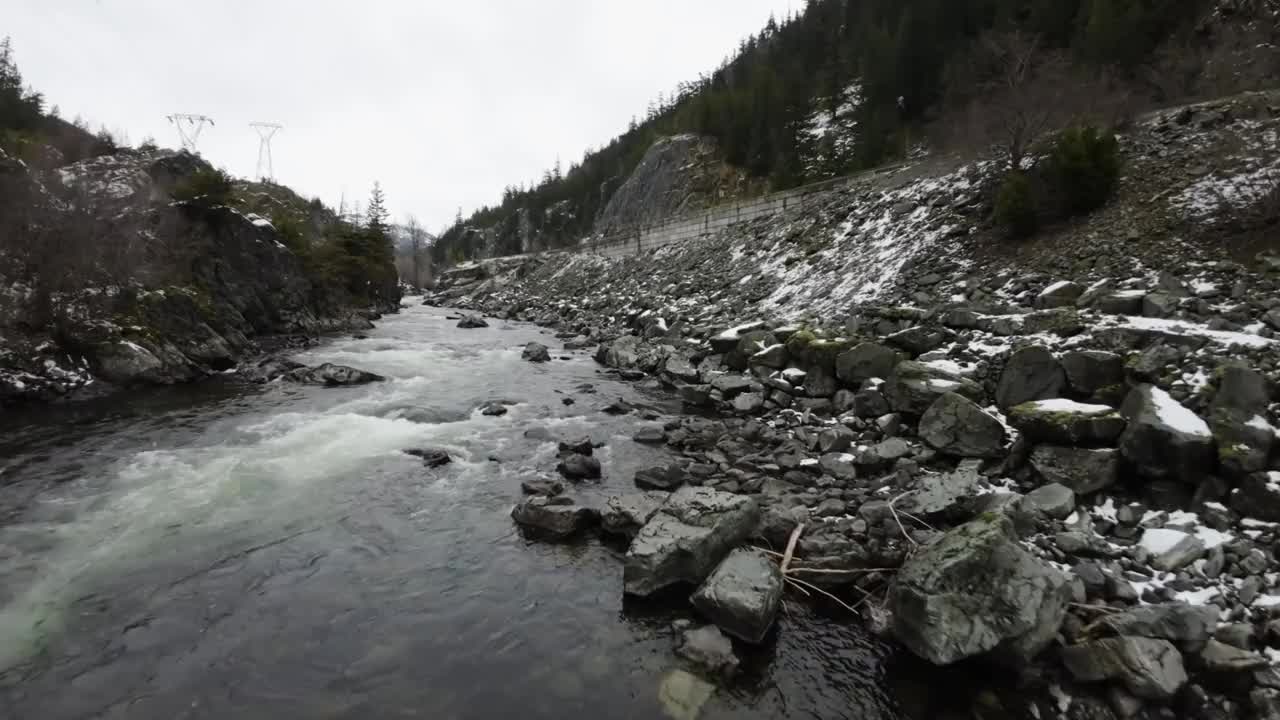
[1044, 126, 1121, 215]
[172, 167, 234, 207]
[994, 171, 1038, 238]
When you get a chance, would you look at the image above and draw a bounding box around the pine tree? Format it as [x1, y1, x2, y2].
[366, 182, 388, 237]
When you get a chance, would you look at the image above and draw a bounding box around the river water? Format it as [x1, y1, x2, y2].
[0, 303, 909, 720]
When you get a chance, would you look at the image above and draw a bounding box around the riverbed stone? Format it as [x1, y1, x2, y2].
[521, 477, 565, 496]
[457, 314, 489, 329]
[636, 464, 686, 491]
[691, 547, 783, 644]
[658, 669, 715, 720]
[676, 625, 740, 677]
[624, 487, 760, 597]
[558, 453, 603, 481]
[1119, 384, 1215, 483]
[511, 497, 600, 539]
[891, 513, 1071, 665]
[285, 363, 386, 386]
[521, 341, 551, 362]
[918, 392, 1007, 458]
[602, 492, 669, 539]
[1060, 637, 1187, 700]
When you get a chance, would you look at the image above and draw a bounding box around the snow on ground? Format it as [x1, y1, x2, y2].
[1101, 315, 1276, 349]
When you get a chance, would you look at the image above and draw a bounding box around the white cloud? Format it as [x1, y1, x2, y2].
[7, 0, 794, 230]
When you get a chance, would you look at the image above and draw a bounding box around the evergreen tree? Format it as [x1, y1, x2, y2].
[366, 182, 388, 237]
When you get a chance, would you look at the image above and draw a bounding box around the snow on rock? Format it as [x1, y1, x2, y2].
[1021, 398, 1116, 415]
[1148, 386, 1212, 439]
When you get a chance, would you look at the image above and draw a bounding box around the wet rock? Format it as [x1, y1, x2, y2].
[884, 361, 984, 417]
[1008, 399, 1126, 445]
[624, 487, 760, 597]
[1029, 446, 1119, 495]
[557, 453, 603, 481]
[895, 460, 983, 523]
[285, 363, 386, 386]
[996, 346, 1066, 410]
[521, 341, 551, 362]
[633, 426, 666, 444]
[754, 506, 807, 548]
[1119, 385, 1215, 483]
[836, 343, 900, 385]
[891, 513, 1071, 665]
[457, 314, 489, 329]
[691, 547, 783, 644]
[918, 392, 1007, 458]
[521, 477, 565, 496]
[480, 402, 509, 416]
[1025, 483, 1076, 520]
[676, 625, 739, 678]
[1090, 603, 1218, 653]
[558, 437, 595, 456]
[636, 464, 687, 491]
[404, 448, 452, 468]
[602, 491, 670, 539]
[658, 669, 715, 720]
[1060, 637, 1187, 700]
[511, 497, 600, 539]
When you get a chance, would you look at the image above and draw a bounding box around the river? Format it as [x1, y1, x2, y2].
[0, 302, 909, 720]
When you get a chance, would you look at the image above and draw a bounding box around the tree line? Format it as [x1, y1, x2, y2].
[432, 0, 1273, 265]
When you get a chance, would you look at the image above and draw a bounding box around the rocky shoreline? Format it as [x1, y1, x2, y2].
[428, 248, 1280, 719]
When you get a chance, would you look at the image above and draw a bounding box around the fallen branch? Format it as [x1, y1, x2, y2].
[788, 567, 898, 576]
[887, 493, 919, 547]
[785, 575, 861, 616]
[780, 523, 805, 576]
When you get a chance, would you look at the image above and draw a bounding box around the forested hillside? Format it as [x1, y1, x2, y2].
[432, 0, 1276, 265]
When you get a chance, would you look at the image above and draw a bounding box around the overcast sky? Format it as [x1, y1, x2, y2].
[8, 0, 795, 231]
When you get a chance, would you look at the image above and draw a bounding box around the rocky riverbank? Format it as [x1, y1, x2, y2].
[426, 196, 1280, 717]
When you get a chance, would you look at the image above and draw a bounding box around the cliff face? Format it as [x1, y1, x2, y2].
[592, 134, 763, 238]
[0, 148, 399, 405]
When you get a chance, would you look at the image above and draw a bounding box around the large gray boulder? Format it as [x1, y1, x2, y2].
[1208, 365, 1274, 477]
[891, 513, 1071, 665]
[691, 548, 783, 644]
[285, 363, 386, 386]
[1231, 472, 1280, 523]
[1008, 399, 1126, 445]
[1119, 385, 1216, 483]
[1060, 350, 1125, 398]
[511, 497, 600, 539]
[624, 487, 760, 597]
[1036, 280, 1085, 309]
[710, 321, 768, 354]
[884, 361, 985, 417]
[725, 330, 777, 371]
[895, 460, 984, 523]
[521, 341, 551, 363]
[456, 313, 489, 329]
[1060, 637, 1187, 700]
[601, 492, 669, 539]
[836, 342, 900, 386]
[1029, 446, 1119, 495]
[1089, 603, 1218, 653]
[996, 346, 1066, 410]
[918, 392, 1008, 458]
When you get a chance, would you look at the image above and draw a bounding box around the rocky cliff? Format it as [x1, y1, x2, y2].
[0, 148, 399, 405]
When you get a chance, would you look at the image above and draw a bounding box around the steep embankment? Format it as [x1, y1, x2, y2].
[0, 148, 399, 405]
[429, 91, 1280, 718]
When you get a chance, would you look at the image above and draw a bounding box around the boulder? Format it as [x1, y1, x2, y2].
[1140, 528, 1205, 572]
[711, 321, 768, 354]
[1036, 280, 1085, 309]
[1119, 385, 1215, 483]
[1008, 399, 1126, 445]
[635, 464, 686, 491]
[892, 513, 1071, 665]
[521, 342, 551, 363]
[691, 548, 783, 644]
[1090, 603, 1218, 653]
[1200, 638, 1269, 672]
[1231, 472, 1280, 523]
[884, 361, 985, 417]
[750, 343, 789, 369]
[1096, 290, 1147, 315]
[521, 477, 565, 496]
[895, 460, 983, 523]
[885, 326, 952, 356]
[457, 314, 489, 329]
[404, 448, 452, 468]
[1209, 365, 1274, 476]
[285, 363, 386, 386]
[511, 497, 600, 539]
[480, 402, 508, 416]
[1060, 350, 1125, 398]
[676, 625, 740, 678]
[731, 392, 765, 414]
[602, 491, 670, 539]
[1024, 483, 1076, 520]
[726, 330, 777, 371]
[1028, 446, 1119, 495]
[1060, 637, 1187, 700]
[557, 453, 603, 481]
[837, 343, 901, 385]
[918, 392, 1008, 458]
[996, 346, 1066, 410]
[624, 487, 760, 597]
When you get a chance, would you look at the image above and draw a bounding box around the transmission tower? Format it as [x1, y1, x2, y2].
[166, 113, 214, 152]
[250, 122, 283, 182]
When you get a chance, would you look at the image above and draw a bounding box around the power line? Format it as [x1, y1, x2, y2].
[250, 121, 283, 181]
[166, 113, 214, 153]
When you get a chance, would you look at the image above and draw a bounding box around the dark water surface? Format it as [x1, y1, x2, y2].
[0, 303, 905, 720]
